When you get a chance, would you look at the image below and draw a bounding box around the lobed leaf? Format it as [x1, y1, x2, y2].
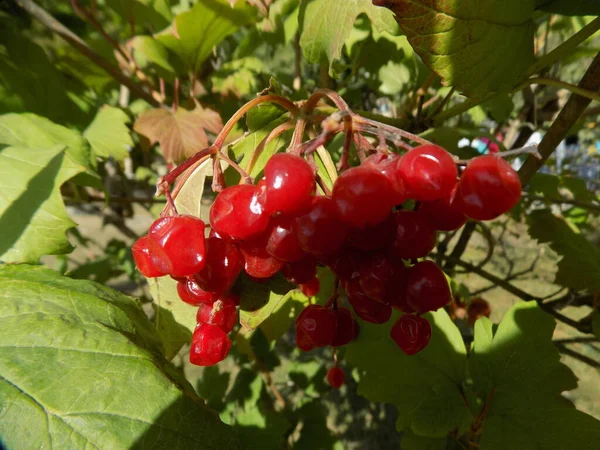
[84, 105, 133, 162]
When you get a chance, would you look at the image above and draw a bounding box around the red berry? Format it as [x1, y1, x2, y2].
[385, 262, 413, 313]
[396, 144, 457, 201]
[239, 231, 284, 279]
[345, 278, 392, 324]
[295, 304, 337, 351]
[326, 366, 345, 388]
[332, 165, 396, 228]
[390, 314, 432, 355]
[132, 235, 165, 278]
[419, 187, 467, 231]
[282, 257, 318, 285]
[364, 153, 406, 204]
[346, 214, 395, 251]
[331, 307, 359, 347]
[264, 153, 315, 215]
[390, 211, 437, 260]
[189, 323, 232, 366]
[300, 277, 320, 297]
[456, 155, 521, 220]
[209, 184, 270, 240]
[294, 196, 348, 256]
[177, 279, 217, 306]
[193, 237, 243, 294]
[196, 296, 237, 333]
[148, 215, 206, 277]
[266, 215, 306, 262]
[322, 247, 361, 281]
[404, 260, 451, 314]
[359, 254, 395, 303]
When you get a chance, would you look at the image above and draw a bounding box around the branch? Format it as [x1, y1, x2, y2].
[511, 76, 600, 104]
[518, 51, 600, 184]
[16, 0, 161, 107]
[443, 222, 477, 273]
[524, 194, 600, 213]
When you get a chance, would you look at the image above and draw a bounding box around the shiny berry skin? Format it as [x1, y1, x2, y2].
[301, 277, 320, 297]
[326, 366, 345, 388]
[419, 187, 467, 231]
[295, 305, 337, 351]
[404, 260, 451, 314]
[209, 185, 270, 240]
[282, 257, 318, 285]
[332, 165, 396, 228]
[364, 153, 406, 205]
[359, 254, 395, 303]
[264, 153, 315, 215]
[345, 279, 392, 324]
[322, 248, 361, 281]
[294, 196, 348, 256]
[189, 323, 232, 366]
[456, 155, 521, 220]
[386, 263, 413, 313]
[196, 296, 237, 333]
[331, 307, 359, 347]
[193, 237, 243, 294]
[239, 232, 284, 279]
[390, 314, 432, 355]
[346, 214, 395, 251]
[396, 144, 457, 201]
[390, 211, 437, 260]
[177, 279, 217, 306]
[266, 216, 306, 262]
[132, 235, 165, 278]
[148, 215, 206, 277]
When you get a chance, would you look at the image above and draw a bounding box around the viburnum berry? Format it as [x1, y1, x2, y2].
[301, 277, 320, 297]
[404, 260, 451, 314]
[177, 279, 217, 306]
[326, 366, 345, 389]
[196, 296, 237, 333]
[346, 214, 395, 251]
[331, 307, 359, 347]
[390, 314, 432, 355]
[322, 248, 361, 281]
[189, 323, 232, 366]
[332, 165, 396, 228]
[263, 153, 315, 215]
[390, 211, 437, 260]
[266, 215, 306, 262]
[132, 235, 165, 278]
[359, 254, 395, 303]
[147, 215, 206, 277]
[282, 256, 318, 285]
[193, 237, 243, 294]
[419, 187, 467, 231]
[456, 155, 522, 220]
[239, 231, 284, 279]
[293, 196, 348, 256]
[364, 153, 406, 205]
[210, 184, 270, 240]
[345, 278, 392, 324]
[396, 144, 458, 201]
[295, 304, 337, 351]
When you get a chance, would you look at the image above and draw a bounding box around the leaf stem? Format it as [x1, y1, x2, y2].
[512, 76, 600, 103]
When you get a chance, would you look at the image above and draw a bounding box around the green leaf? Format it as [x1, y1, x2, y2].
[528, 173, 561, 199]
[382, 0, 535, 97]
[157, 0, 256, 76]
[106, 0, 173, 30]
[527, 209, 600, 292]
[0, 265, 239, 449]
[470, 302, 600, 449]
[130, 35, 177, 76]
[239, 274, 294, 330]
[211, 57, 265, 97]
[400, 430, 448, 450]
[299, 0, 397, 72]
[536, 0, 600, 15]
[345, 309, 472, 438]
[0, 145, 85, 263]
[84, 105, 133, 162]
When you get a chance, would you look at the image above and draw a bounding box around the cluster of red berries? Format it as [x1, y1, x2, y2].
[132, 143, 521, 373]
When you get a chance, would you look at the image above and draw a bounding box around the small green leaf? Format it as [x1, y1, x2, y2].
[0, 264, 239, 449]
[0, 145, 85, 263]
[527, 209, 600, 292]
[470, 302, 600, 450]
[382, 0, 535, 97]
[299, 0, 396, 72]
[84, 105, 133, 162]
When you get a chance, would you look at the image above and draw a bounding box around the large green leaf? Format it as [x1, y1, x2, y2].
[0, 145, 85, 263]
[106, 0, 173, 30]
[0, 264, 239, 449]
[527, 209, 600, 292]
[299, 0, 397, 72]
[84, 105, 133, 162]
[470, 302, 600, 449]
[378, 0, 535, 97]
[157, 0, 256, 76]
[345, 309, 472, 439]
